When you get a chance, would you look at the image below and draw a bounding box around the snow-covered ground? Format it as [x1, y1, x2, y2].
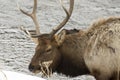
[0, 0, 120, 80]
[0, 70, 45, 80]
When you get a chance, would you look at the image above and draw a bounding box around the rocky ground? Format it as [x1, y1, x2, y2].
[0, 0, 120, 80]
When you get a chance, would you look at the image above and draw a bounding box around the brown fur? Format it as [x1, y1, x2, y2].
[29, 17, 120, 80]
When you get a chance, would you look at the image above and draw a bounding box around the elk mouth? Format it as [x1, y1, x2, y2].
[39, 60, 53, 78]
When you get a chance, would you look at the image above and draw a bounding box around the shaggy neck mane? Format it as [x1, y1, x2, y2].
[86, 17, 120, 37]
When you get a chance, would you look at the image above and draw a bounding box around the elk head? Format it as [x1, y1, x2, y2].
[18, 0, 74, 77]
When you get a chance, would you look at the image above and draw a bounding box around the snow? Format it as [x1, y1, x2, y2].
[0, 70, 45, 80]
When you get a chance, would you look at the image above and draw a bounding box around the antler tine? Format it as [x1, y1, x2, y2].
[50, 0, 74, 37]
[32, 0, 37, 14]
[18, 0, 40, 35]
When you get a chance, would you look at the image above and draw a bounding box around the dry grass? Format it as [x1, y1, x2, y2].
[39, 60, 53, 78]
[0, 70, 7, 80]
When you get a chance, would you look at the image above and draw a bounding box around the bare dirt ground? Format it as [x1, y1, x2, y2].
[0, 0, 120, 80]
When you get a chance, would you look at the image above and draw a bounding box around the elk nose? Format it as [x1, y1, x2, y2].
[29, 64, 34, 72]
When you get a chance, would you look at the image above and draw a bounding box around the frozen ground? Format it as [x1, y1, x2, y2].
[0, 0, 120, 80]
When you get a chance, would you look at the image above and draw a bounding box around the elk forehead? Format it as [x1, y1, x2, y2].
[37, 34, 51, 44]
[35, 38, 52, 52]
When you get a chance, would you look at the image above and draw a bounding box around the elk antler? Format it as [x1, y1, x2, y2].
[18, 0, 74, 40]
[50, 0, 74, 37]
[18, 0, 40, 36]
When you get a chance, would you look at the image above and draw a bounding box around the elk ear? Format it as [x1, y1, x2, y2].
[55, 30, 66, 46]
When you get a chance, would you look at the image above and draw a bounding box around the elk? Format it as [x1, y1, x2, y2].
[19, 0, 120, 80]
[18, 0, 89, 77]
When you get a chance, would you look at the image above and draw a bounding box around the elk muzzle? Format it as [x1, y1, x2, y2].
[29, 64, 41, 74]
[29, 60, 53, 77]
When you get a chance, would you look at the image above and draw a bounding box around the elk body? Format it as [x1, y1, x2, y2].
[19, 0, 120, 80]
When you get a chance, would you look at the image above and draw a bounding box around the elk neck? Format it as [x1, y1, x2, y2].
[55, 32, 90, 77]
